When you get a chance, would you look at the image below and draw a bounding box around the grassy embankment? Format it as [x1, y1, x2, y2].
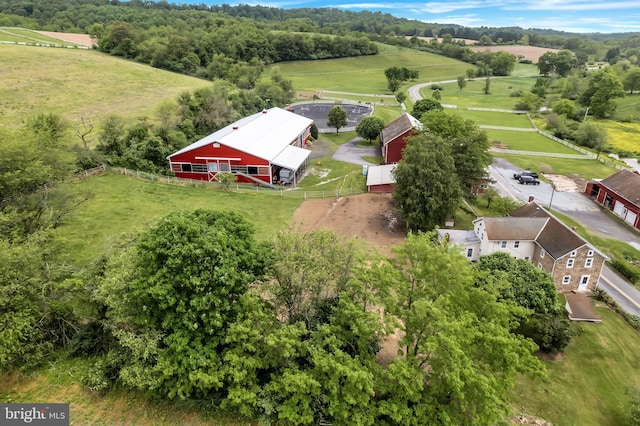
[0, 43, 213, 131]
[0, 27, 81, 46]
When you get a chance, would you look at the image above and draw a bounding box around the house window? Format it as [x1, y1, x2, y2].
[585, 258, 594, 268]
[570, 250, 577, 257]
[580, 275, 590, 285]
[514, 241, 520, 249]
[538, 263, 543, 270]
[540, 249, 545, 258]
[181, 163, 192, 172]
[567, 258, 575, 268]
[562, 276, 571, 285]
[587, 250, 594, 257]
[466, 248, 473, 258]
[501, 241, 507, 248]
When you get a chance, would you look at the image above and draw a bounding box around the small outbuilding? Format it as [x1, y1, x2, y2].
[366, 164, 396, 193]
[167, 107, 313, 187]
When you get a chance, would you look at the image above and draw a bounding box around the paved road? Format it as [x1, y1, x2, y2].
[332, 136, 381, 166]
[489, 157, 640, 315]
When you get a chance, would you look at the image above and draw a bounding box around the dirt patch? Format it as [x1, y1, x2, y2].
[292, 193, 406, 255]
[543, 174, 581, 192]
[34, 31, 94, 47]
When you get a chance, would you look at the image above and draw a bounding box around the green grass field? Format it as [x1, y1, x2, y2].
[512, 307, 640, 426]
[275, 43, 470, 94]
[452, 109, 533, 127]
[55, 173, 303, 267]
[487, 129, 581, 153]
[0, 27, 80, 46]
[0, 44, 212, 129]
[493, 153, 618, 180]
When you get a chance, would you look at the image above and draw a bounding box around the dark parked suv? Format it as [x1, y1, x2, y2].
[519, 175, 540, 185]
[513, 170, 539, 180]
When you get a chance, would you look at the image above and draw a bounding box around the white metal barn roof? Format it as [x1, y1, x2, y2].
[366, 164, 396, 187]
[168, 107, 313, 162]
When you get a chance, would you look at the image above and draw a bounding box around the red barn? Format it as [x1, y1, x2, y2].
[380, 113, 422, 164]
[167, 107, 313, 187]
[585, 169, 640, 230]
[366, 164, 396, 193]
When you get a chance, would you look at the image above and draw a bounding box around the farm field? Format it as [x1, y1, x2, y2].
[600, 119, 640, 155]
[425, 76, 540, 109]
[54, 173, 303, 267]
[487, 129, 581, 154]
[0, 27, 82, 46]
[512, 307, 640, 426]
[0, 44, 212, 129]
[493, 153, 618, 180]
[468, 44, 560, 62]
[273, 43, 470, 94]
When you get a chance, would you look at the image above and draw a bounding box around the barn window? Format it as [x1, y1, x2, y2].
[171, 163, 181, 172]
[231, 165, 247, 174]
[258, 167, 270, 175]
[248, 166, 259, 175]
[219, 163, 229, 172]
[181, 164, 192, 172]
[191, 164, 207, 173]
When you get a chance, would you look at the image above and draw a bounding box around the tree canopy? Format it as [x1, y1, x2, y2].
[355, 116, 385, 143]
[392, 134, 462, 230]
[327, 106, 348, 134]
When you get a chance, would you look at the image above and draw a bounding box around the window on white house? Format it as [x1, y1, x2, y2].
[567, 258, 575, 268]
[587, 250, 594, 257]
[570, 250, 577, 257]
[585, 258, 594, 268]
[562, 276, 571, 285]
[540, 249, 545, 258]
[466, 248, 473, 258]
[514, 241, 520, 248]
[501, 241, 507, 248]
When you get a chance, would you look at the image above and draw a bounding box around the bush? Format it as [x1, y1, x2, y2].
[518, 313, 573, 355]
[611, 258, 640, 285]
[628, 387, 640, 426]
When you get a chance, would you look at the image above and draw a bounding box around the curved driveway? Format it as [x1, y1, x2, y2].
[331, 136, 381, 166]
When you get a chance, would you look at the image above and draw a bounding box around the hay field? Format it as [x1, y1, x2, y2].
[0, 44, 212, 129]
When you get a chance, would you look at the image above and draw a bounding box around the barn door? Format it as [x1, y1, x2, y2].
[207, 162, 218, 181]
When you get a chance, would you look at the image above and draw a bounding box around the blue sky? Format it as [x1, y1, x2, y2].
[190, 1, 640, 34]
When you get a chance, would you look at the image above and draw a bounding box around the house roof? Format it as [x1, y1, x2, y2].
[366, 164, 396, 187]
[598, 169, 640, 207]
[482, 217, 548, 241]
[380, 113, 422, 147]
[168, 107, 313, 163]
[509, 202, 607, 260]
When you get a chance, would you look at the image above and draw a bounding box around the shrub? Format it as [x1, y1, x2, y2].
[518, 313, 573, 355]
[610, 258, 640, 285]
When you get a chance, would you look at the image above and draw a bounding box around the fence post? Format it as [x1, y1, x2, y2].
[304, 192, 307, 200]
[322, 191, 325, 198]
[137, 170, 140, 178]
[280, 190, 283, 197]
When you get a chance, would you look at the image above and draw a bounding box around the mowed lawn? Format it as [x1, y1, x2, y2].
[0, 27, 79, 46]
[55, 173, 302, 267]
[493, 153, 618, 180]
[422, 75, 541, 109]
[453, 109, 533, 128]
[512, 307, 640, 426]
[274, 43, 469, 94]
[487, 129, 581, 154]
[0, 44, 212, 129]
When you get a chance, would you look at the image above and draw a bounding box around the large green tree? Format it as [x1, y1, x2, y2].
[327, 105, 348, 134]
[575, 121, 608, 159]
[375, 233, 543, 425]
[392, 134, 462, 230]
[420, 111, 492, 198]
[489, 50, 516, 76]
[355, 116, 385, 144]
[95, 210, 269, 399]
[623, 67, 640, 94]
[579, 67, 625, 118]
[410, 98, 443, 119]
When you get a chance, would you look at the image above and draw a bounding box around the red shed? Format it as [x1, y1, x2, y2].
[585, 169, 640, 230]
[380, 113, 422, 164]
[167, 107, 313, 187]
[366, 164, 396, 193]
